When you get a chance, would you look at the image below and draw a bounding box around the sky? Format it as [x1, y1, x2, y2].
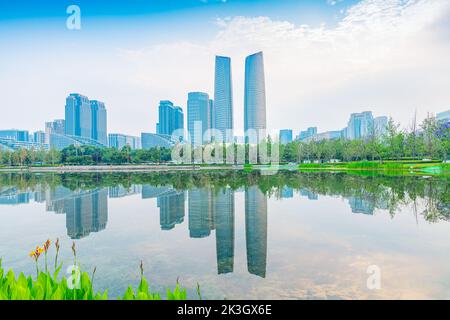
[0, 0, 449, 137]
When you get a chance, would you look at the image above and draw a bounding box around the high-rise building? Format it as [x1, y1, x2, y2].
[209, 99, 214, 131]
[279, 129, 293, 145]
[65, 94, 107, 145]
[0, 130, 29, 142]
[298, 127, 317, 141]
[346, 111, 374, 140]
[187, 92, 212, 146]
[90, 100, 107, 145]
[244, 52, 266, 142]
[157, 101, 184, 141]
[214, 56, 234, 142]
[33, 131, 46, 144]
[65, 93, 92, 139]
[45, 119, 65, 143]
[108, 134, 141, 150]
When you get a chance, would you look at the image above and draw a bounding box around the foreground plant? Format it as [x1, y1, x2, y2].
[0, 240, 189, 300]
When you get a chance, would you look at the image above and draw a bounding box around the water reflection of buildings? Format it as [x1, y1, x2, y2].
[142, 185, 185, 231]
[188, 189, 214, 238]
[109, 185, 142, 198]
[214, 188, 235, 274]
[46, 187, 108, 239]
[0, 187, 33, 205]
[300, 189, 319, 200]
[347, 196, 375, 215]
[280, 186, 293, 199]
[245, 186, 268, 278]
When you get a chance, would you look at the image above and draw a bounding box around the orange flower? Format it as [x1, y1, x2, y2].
[29, 246, 44, 261]
[43, 239, 51, 252]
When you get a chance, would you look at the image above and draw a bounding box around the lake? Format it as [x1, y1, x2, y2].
[0, 171, 449, 299]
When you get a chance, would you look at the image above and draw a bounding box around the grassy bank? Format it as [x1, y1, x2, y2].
[0, 161, 448, 176]
[297, 160, 449, 175]
[0, 240, 190, 300]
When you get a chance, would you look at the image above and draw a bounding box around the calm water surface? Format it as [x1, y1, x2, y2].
[0, 172, 449, 299]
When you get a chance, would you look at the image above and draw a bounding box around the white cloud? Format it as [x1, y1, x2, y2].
[119, 0, 450, 133]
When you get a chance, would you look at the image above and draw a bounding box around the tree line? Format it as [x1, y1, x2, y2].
[0, 114, 448, 166]
[281, 115, 449, 163]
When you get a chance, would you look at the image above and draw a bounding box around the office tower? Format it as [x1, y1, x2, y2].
[346, 111, 374, 140]
[298, 127, 317, 141]
[214, 56, 233, 142]
[33, 131, 46, 144]
[187, 92, 212, 146]
[157, 101, 184, 140]
[65, 93, 92, 139]
[245, 186, 268, 278]
[214, 188, 235, 274]
[244, 52, 266, 142]
[209, 99, 214, 131]
[45, 119, 65, 143]
[90, 100, 107, 145]
[46, 119, 65, 135]
[108, 134, 141, 150]
[188, 188, 214, 238]
[0, 130, 30, 142]
[174, 107, 184, 141]
[374, 116, 388, 137]
[279, 129, 293, 145]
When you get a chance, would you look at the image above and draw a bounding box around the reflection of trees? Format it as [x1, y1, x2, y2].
[0, 171, 448, 222]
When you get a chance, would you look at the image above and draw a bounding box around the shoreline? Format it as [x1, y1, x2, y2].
[0, 163, 447, 176]
[0, 164, 243, 173]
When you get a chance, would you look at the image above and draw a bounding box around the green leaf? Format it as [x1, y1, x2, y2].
[138, 277, 149, 295]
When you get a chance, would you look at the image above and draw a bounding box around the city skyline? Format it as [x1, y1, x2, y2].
[1, 0, 449, 136]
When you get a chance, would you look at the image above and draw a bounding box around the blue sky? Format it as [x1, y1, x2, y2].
[0, 0, 449, 136]
[0, 0, 354, 21]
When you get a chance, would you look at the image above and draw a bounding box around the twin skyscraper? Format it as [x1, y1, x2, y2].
[187, 51, 267, 145]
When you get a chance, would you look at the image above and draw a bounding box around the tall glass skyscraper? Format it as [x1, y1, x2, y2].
[65, 93, 92, 139]
[65, 94, 107, 145]
[279, 129, 293, 145]
[214, 56, 234, 142]
[244, 52, 266, 142]
[187, 92, 211, 146]
[157, 100, 184, 140]
[90, 100, 107, 145]
[346, 111, 374, 140]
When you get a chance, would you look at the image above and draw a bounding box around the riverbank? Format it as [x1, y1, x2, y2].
[0, 161, 448, 176]
[0, 164, 243, 173]
[296, 160, 449, 176]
